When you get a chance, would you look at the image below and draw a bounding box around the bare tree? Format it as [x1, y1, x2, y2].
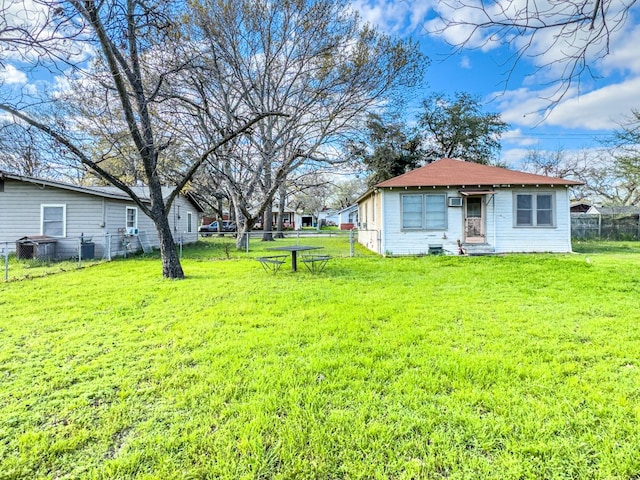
[328, 178, 367, 210]
[522, 146, 640, 205]
[186, 0, 424, 247]
[0, 0, 274, 278]
[430, 0, 636, 103]
[0, 123, 60, 178]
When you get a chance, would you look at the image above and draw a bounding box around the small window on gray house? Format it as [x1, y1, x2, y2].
[0, 179, 4, 192]
[41, 204, 66, 237]
[126, 206, 138, 229]
[187, 212, 193, 233]
[425, 195, 446, 229]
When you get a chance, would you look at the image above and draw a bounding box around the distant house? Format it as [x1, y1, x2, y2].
[570, 201, 593, 214]
[0, 171, 204, 259]
[318, 209, 339, 227]
[337, 204, 358, 230]
[257, 204, 302, 230]
[586, 205, 640, 218]
[357, 158, 582, 255]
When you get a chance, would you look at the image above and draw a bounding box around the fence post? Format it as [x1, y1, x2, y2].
[3, 242, 8, 282]
[349, 229, 354, 257]
[104, 233, 111, 261]
[598, 214, 602, 238]
[245, 232, 250, 254]
[78, 237, 83, 268]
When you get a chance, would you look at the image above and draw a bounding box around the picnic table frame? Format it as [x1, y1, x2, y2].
[265, 245, 324, 272]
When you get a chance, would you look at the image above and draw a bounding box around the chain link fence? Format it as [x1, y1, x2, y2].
[239, 229, 362, 257]
[0, 231, 161, 282]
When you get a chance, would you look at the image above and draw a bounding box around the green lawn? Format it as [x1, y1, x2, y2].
[1, 239, 640, 479]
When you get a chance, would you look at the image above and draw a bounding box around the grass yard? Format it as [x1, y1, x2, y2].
[1, 238, 640, 479]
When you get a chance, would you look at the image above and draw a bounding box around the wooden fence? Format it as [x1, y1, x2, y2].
[571, 214, 640, 240]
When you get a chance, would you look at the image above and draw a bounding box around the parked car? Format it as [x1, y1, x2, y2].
[199, 221, 236, 236]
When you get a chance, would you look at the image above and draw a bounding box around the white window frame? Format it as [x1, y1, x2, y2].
[126, 206, 138, 230]
[41, 204, 66, 238]
[187, 212, 193, 233]
[425, 194, 447, 229]
[401, 194, 447, 230]
[514, 193, 556, 228]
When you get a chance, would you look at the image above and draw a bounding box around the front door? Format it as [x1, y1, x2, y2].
[464, 196, 485, 243]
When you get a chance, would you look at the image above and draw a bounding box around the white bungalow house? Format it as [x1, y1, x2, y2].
[357, 158, 583, 256]
[0, 171, 204, 259]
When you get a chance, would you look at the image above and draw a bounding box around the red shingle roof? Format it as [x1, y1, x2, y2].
[375, 158, 583, 188]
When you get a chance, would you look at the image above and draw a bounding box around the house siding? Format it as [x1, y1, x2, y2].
[0, 178, 201, 259]
[1, 180, 108, 258]
[358, 186, 573, 256]
[492, 187, 572, 253]
[358, 192, 381, 254]
[380, 188, 463, 255]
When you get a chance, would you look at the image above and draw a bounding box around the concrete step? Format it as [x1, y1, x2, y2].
[462, 243, 495, 256]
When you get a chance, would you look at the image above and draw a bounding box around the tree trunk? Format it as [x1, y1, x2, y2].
[155, 212, 185, 279]
[275, 182, 286, 238]
[148, 180, 185, 279]
[262, 197, 274, 241]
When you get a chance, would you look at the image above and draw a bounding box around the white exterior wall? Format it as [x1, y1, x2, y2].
[358, 186, 574, 256]
[357, 192, 382, 254]
[492, 186, 573, 253]
[380, 188, 464, 256]
[168, 195, 201, 244]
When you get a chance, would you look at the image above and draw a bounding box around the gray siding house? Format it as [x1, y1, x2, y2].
[0, 171, 203, 259]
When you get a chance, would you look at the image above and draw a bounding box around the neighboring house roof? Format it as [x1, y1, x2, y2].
[570, 201, 593, 213]
[375, 158, 584, 188]
[338, 204, 358, 214]
[0, 170, 204, 212]
[587, 205, 640, 216]
[254, 204, 298, 215]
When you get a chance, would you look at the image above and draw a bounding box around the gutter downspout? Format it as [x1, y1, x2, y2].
[378, 190, 384, 255]
[492, 194, 497, 251]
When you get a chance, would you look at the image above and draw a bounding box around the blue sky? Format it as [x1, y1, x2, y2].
[1, 0, 638, 169]
[351, 0, 640, 167]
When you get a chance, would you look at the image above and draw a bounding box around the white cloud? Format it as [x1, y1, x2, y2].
[599, 23, 640, 75]
[0, 64, 27, 84]
[350, 0, 436, 35]
[494, 76, 640, 131]
[544, 78, 640, 129]
[502, 128, 539, 147]
[499, 147, 531, 167]
[459, 56, 471, 69]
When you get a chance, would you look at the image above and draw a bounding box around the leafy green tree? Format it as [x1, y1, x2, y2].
[351, 113, 423, 186]
[418, 92, 508, 165]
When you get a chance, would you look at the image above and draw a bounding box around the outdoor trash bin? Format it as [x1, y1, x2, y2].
[81, 242, 95, 260]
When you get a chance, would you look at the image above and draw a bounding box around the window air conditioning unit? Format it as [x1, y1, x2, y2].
[448, 197, 463, 207]
[126, 227, 139, 235]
